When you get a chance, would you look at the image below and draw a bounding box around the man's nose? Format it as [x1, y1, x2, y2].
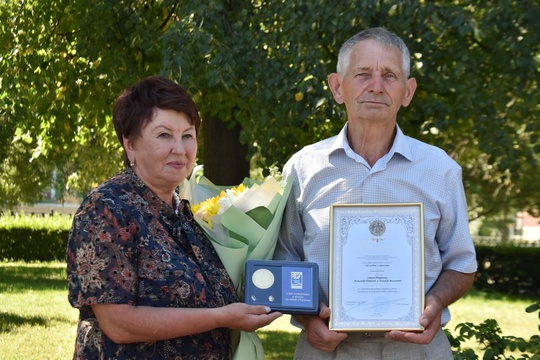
[368, 75, 384, 93]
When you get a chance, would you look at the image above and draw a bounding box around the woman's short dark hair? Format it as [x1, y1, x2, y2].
[112, 76, 201, 168]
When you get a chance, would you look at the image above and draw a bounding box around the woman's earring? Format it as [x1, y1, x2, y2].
[130, 160, 135, 167]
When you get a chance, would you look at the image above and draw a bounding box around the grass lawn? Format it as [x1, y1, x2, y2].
[0, 261, 537, 359]
[0, 262, 78, 359]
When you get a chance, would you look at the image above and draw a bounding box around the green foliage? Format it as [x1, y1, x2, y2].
[0, 213, 72, 229]
[447, 303, 540, 359]
[0, 0, 539, 223]
[474, 244, 540, 296]
[0, 214, 71, 261]
[0, 0, 168, 199]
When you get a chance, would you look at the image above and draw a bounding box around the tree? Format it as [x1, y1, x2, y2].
[0, 0, 158, 197]
[1, 0, 539, 226]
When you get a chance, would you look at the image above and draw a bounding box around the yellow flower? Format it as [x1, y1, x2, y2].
[192, 184, 249, 228]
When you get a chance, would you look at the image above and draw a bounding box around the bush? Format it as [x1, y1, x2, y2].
[0, 213, 71, 261]
[474, 245, 540, 297]
[448, 303, 540, 359]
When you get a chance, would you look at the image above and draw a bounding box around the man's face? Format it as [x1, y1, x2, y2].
[331, 40, 416, 124]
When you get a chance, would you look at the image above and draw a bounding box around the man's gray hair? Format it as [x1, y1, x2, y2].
[336, 27, 411, 78]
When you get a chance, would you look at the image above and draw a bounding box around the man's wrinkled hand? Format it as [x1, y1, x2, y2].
[385, 295, 442, 344]
[300, 304, 348, 352]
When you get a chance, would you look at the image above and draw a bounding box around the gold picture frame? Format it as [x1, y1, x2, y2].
[329, 203, 425, 331]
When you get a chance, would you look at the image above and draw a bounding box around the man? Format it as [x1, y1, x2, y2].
[273, 27, 477, 359]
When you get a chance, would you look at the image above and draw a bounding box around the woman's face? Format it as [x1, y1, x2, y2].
[124, 109, 197, 199]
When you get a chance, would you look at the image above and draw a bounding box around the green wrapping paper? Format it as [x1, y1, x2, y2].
[180, 165, 293, 360]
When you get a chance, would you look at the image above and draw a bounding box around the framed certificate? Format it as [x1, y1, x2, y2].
[244, 259, 319, 315]
[329, 203, 425, 331]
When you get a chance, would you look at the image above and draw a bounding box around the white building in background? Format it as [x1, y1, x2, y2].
[15, 202, 80, 216]
[510, 211, 540, 241]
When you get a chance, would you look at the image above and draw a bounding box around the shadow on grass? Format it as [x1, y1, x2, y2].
[0, 264, 67, 292]
[0, 312, 48, 333]
[258, 330, 298, 360]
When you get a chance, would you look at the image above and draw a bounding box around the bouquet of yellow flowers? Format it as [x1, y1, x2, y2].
[180, 165, 292, 360]
[181, 165, 292, 292]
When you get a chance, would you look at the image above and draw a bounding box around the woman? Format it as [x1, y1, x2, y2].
[66, 76, 281, 359]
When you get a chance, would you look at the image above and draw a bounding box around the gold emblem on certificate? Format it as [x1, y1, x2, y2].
[369, 220, 386, 236]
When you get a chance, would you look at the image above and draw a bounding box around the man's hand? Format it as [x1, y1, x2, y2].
[295, 304, 348, 352]
[385, 294, 442, 344]
[386, 270, 475, 344]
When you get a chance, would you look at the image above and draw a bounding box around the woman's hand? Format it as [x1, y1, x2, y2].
[215, 303, 282, 332]
[92, 302, 281, 344]
[295, 303, 348, 352]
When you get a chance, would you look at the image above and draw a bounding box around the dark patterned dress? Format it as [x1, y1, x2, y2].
[66, 168, 238, 359]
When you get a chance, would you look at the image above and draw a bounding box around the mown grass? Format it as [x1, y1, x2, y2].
[0, 261, 537, 359]
[0, 261, 77, 359]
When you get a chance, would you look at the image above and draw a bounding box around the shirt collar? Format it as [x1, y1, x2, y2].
[327, 122, 413, 162]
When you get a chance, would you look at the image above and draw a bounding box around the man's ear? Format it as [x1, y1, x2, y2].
[327, 73, 345, 105]
[402, 77, 417, 107]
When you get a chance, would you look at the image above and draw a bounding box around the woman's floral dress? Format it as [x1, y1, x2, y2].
[66, 168, 238, 359]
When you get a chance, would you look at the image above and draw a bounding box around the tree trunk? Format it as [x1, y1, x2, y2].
[201, 113, 250, 186]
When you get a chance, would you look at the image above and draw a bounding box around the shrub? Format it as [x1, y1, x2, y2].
[474, 245, 540, 297]
[0, 213, 71, 261]
[448, 303, 540, 359]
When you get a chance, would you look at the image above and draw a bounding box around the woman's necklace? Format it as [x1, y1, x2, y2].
[172, 191, 180, 215]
